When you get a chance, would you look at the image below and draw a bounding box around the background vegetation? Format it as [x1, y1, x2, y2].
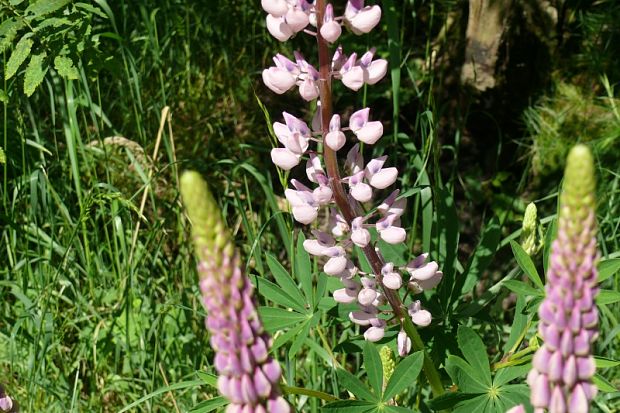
[0, 0, 618, 411]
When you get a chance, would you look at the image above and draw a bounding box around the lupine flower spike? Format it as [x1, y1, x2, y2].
[180, 172, 290, 413]
[525, 145, 599, 413]
[260, 0, 443, 354]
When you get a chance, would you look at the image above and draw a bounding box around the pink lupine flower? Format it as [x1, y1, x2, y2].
[408, 301, 432, 327]
[406, 254, 443, 291]
[334, 278, 362, 304]
[262, 54, 300, 95]
[358, 48, 388, 85]
[377, 190, 407, 218]
[261, 0, 288, 17]
[266, 14, 295, 41]
[397, 330, 412, 357]
[365, 156, 398, 189]
[381, 262, 403, 289]
[325, 114, 346, 151]
[338, 49, 388, 90]
[364, 318, 387, 342]
[351, 217, 371, 247]
[348, 171, 373, 202]
[285, 180, 320, 224]
[320, 4, 342, 43]
[376, 214, 406, 244]
[323, 246, 349, 275]
[329, 209, 349, 237]
[349, 108, 384, 144]
[340, 53, 366, 90]
[303, 230, 336, 255]
[527, 145, 599, 413]
[344, 0, 382, 34]
[271, 112, 311, 169]
[294, 52, 320, 101]
[180, 172, 290, 413]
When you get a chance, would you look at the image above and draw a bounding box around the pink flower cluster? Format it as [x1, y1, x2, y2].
[261, 0, 442, 356]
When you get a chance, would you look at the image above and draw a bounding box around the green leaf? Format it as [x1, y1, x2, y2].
[427, 391, 480, 411]
[253, 276, 306, 313]
[24, 52, 48, 96]
[25, 0, 71, 17]
[321, 400, 377, 412]
[510, 241, 543, 289]
[542, 218, 557, 275]
[271, 320, 305, 351]
[457, 326, 492, 386]
[188, 397, 229, 413]
[6, 35, 33, 80]
[364, 341, 384, 397]
[383, 351, 423, 400]
[594, 356, 620, 369]
[295, 232, 314, 305]
[266, 253, 307, 311]
[336, 368, 377, 402]
[451, 394, 489, 413]
[445, 356, 488, 394]
[195, 371, 217, 387]
[383, 406, 416, 413]
[421, 186, 433, 253]
[598, 258, 620, 282]
[0, 146, 5, 164]
[0, 18, 24, 53]
[436, 186, 460, 308]
[54, 56, 79, 80]
[593, 374, 618, 392]
[503, 295, 528, 354]
[75, 2, 109, 18]
[596, 289, 620, 305]
[503, 280, 544, 297]
[493, 364, 530, 387]
[257, 307, 306, 331]
[288, 316, 313, 359]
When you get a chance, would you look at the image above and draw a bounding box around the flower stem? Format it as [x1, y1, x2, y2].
[315, 0, 444, 398]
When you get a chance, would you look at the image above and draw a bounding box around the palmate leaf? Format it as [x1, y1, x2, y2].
[457, 326, 491, 386]
[294, 232, 314, 305]
[257, 307, 307, 331]
[24, 52, 48, 96]
[441, 327, 532, 413]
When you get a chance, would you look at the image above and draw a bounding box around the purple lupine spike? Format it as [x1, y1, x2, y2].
[259, 0, 442, 359]
[180, 172, 290, 413]
[528, 145, 599, 413]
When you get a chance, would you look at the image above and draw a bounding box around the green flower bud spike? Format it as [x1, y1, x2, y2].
[380, 345, 396, 390]
[520, 202, 540, 256]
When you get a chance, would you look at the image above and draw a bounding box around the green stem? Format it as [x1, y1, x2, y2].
[281, 385, 339, 402]
[315, 0, 444, 398]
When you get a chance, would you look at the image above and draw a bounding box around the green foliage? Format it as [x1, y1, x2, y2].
[1, 0, 104, 95]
